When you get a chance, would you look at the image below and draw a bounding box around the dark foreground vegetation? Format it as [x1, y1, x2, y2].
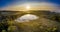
[0, 10, 60, 32]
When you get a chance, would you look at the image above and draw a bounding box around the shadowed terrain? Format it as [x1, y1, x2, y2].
[0, 10, 60, 32]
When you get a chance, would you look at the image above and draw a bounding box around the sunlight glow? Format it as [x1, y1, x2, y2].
[26, 4, 30, 10]
[1, 2, 58, 11]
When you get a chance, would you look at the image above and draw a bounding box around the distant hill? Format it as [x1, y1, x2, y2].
[0, 10, 60, 21]
[28, 10, 60, 22]
[0, 10, 60, 22]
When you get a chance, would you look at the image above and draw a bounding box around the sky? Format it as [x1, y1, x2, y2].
[0, 0, 60, 8]
[0, 0, 60, 12]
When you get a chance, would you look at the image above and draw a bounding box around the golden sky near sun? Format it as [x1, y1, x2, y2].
[1, 2, 58, 11]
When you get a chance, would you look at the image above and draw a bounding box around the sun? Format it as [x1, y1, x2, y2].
[26, 4, 30, 10]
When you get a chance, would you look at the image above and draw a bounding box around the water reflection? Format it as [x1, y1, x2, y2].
[15, 14, 39, 22]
